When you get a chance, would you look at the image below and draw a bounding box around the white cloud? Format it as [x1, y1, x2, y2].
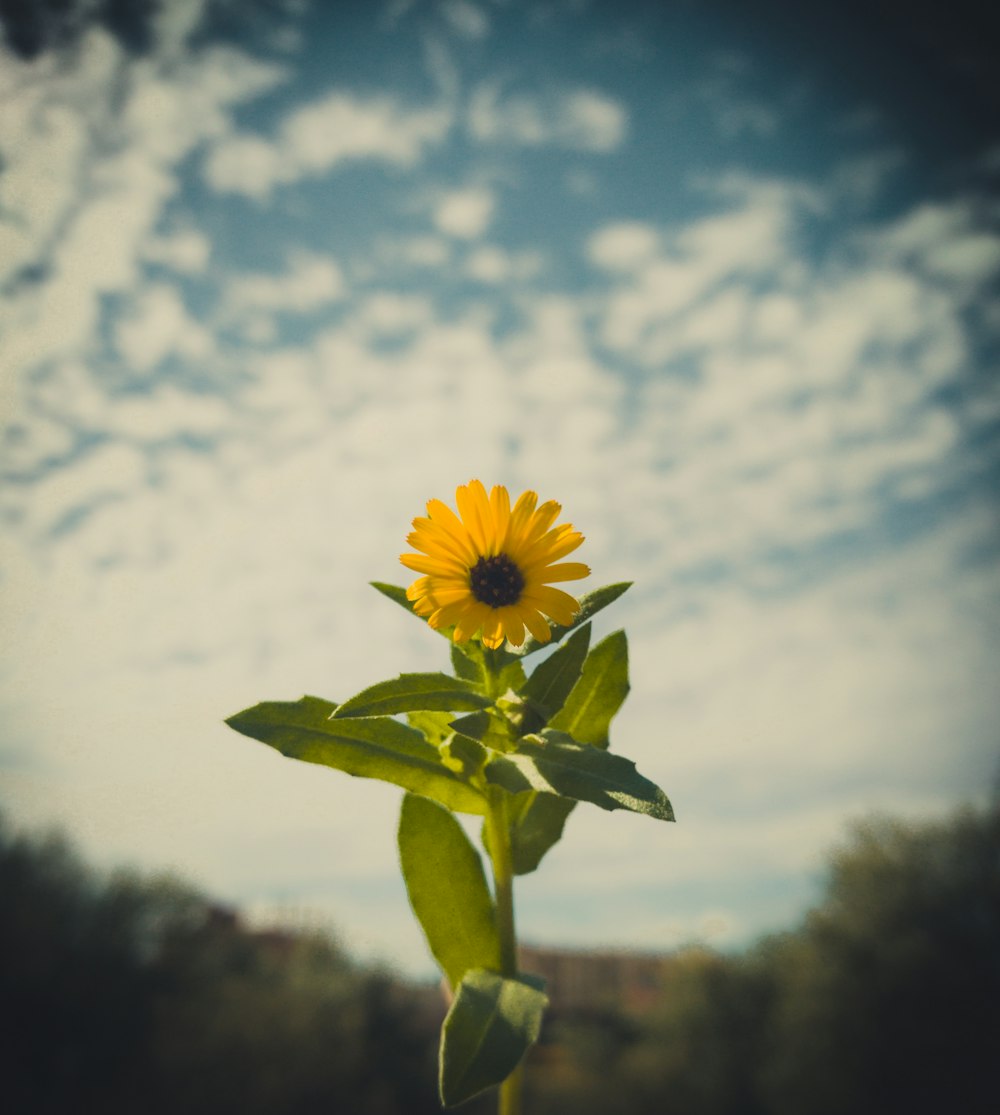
[141, 228, 212, 273]
[116, 284, 215, 373]
[374, 234, 452, 271]
[587, 222, 660, 271]
[204, 92, 452, 200]
[468, 83, 627, 151]
[354, 292, 436, 336]
[0, 28, 283, 422]
[223, 250, 346, 315]
[433, 186, 496, 238]
[441, 0, 490, 39]
[466, 244, 543, 284]
[593, 180, 809, 358]
[867, 199, 1000, 287]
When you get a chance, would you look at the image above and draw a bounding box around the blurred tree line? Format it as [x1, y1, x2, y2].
[2, 801, 997, 1114]
[0, 814, 450, 1115]
[527, 804, 999, 1115]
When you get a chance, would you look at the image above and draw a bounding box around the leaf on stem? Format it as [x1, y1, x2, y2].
[548, 629, 629, 748]
[505, 792, 576, 876]
[506, 630, 632, 872]
[518, 623, 591, 722]
[451, 642, 484, 687]
[439, 968, 548, 1107]
[225, 696, 486, 814]
[398, 794, 500, 991]
[484, 729, 674, 821]
[332, 673, 492, 718]
[406, 710, 456, 746]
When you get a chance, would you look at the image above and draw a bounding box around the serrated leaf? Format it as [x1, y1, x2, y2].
[225, 697, 486, 814]
[484, 729, 674, 821]
[398, 794, 500, 991]
[439, 968, 548, 1107]
[514, 582, 632, 657]
[332, 673, 492, 718]
[548, 630, 629, 749]
[519, 624, 591, 721]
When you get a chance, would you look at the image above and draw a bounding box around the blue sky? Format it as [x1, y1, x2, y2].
[1, 0, 999, 975]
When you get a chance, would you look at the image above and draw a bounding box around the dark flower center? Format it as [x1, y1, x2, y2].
[469, 553, 525, 608]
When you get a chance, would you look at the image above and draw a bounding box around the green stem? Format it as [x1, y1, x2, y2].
[486, 787, 521, 1115]
[487, 788, 517, 976]
[482, 646, 505, 701]
[482, 646, 522, 1115]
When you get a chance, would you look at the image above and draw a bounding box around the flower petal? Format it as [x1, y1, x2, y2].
[523, 585, 580, 626]
[481, 612, 504, 648]
[401, 483, 588, 648]
[489, 485, 511, 554]
[522, 500, 562, 548]
[400, 552, 468, 577]
[532, 561, 590, 583]
[520, 526, 584, 568]
[503, 489, 538, 551]
[498, 607, 525, 647]
[454, 601, 491, 643]
[456, 481, 491, 555]
[409, 517, 477, 564]
[520, 607, 552, 643]
[429, 599, 475, 629]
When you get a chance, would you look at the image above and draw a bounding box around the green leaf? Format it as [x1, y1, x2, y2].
[518, 623, 591, 721]
[449, 709, 517, 753]
[450, 642, 484, 687]
[370, 580, 421, 616]
[507, 793, 576, 876]
[484, 729, 674, 821]
[514, 582, 632, 657]
[548, 630, 629, 749]
[332, 673, 492, 718]
[225, 697, 486, 814]
[406, 710, 456, 746]
[448, 710, 491, 742]
[398, 794, 500, 991]
[497, 656, 527, 693]
[505, 631, 631, 872]
[439, 968, 548, 1107]
[441, 733, 488, 779]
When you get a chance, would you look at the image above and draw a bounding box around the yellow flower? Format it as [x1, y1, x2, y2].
[400, 480, 590, 649]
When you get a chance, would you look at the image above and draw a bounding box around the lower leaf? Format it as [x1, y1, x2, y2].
[398, 794, 500, 991]
[439, 968, 548, 1107]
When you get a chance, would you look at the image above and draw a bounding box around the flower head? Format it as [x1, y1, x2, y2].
[401, 480, 590, 649]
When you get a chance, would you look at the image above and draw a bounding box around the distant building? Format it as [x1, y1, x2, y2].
[519, 943, 714, 1017]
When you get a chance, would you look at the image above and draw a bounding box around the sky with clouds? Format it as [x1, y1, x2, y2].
[2, 0, 999, 975]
